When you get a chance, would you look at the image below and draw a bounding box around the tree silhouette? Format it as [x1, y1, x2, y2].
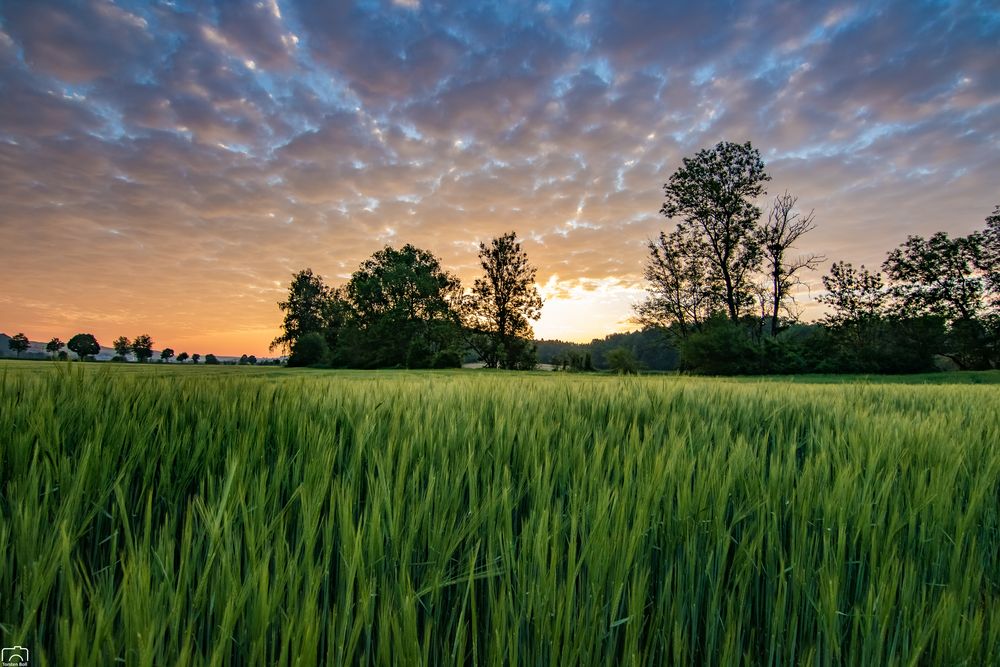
[67, 333, 100, 361]
[464, 231, 542, 369]
[46, 337, 64, 358]
[343, 244, 463, 368]
[132, 334, 154, 363]
[758, 192, 823, 336]
[112, 336, 131, 360]
[660, 140, 770, 322]
[272, 269, 338, 353]
[8, 333, 30, 358]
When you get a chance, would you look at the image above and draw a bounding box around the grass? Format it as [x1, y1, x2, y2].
[1, 360, 998, 665]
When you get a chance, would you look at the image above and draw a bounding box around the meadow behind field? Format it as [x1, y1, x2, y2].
[1, 360, 998, 665]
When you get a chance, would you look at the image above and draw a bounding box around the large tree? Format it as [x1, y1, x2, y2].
[881, 215, 1000, 369]
[272, 269, 342, 353]
[343, 244, 463, 368]
[132, 334, 154, 363]
[758, 192, 823, 336]
[8, 332, 30, 358]
[464, 231, 543, 369]
[883, 232, 986, 322]
[67, 333, 100, 360]
[660, 140, 770, 322]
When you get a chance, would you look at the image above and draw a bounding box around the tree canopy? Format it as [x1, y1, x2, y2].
[46, 337, 64, 356]
[8, 333, 30, 358]
[132, 334, 154, 363]
[639, 141, 785, 343]
[271, 268, 337, 354]
[342, 244, 463, 368]
[113, 336, 131, 359]
[67, 333, 100, 360]
[660, 140, 770, 322]
[463, 231, 542, 369]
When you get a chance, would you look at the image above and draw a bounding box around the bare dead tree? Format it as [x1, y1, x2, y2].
[759, 192, 824, 336]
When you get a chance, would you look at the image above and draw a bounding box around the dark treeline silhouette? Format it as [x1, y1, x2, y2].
[1, 330, 273, 366]
[273, 231, 543, 369]
[537, 329, 680, 372]
[637, 141, 1000, 374]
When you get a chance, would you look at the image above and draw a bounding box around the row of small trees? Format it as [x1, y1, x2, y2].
[6, 332, 224, 365]
[273, 232, 543, 369]
[638, 140, 1000, 373]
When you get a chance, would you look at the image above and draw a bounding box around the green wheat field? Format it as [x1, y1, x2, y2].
[1, 361, 998, 665]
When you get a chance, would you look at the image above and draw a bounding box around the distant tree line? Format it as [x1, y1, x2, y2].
[537, 329, 681, 372]
[3, 330, 274, 366]
[273, 231, 543, 369]
[638, 140, 1000, 374]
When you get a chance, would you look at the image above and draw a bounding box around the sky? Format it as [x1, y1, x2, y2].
[1, 0, 998, 356]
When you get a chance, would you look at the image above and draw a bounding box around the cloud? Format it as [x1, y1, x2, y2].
[1, 0, 998, 351]
[2, 0, 152, 83]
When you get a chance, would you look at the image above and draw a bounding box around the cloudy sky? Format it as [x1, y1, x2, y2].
[1, 0, 998, 356]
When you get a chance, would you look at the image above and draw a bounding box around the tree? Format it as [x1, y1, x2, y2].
[660, 140, 770, 322]
[819, 262, 887, 327]
[882, 227, 997, 368]
[67, 333, 100, 360]
[342, 244, 463, 368]
[192, 353, 201, 364]
[160, 347, 175, 363]
[247, 355, 257, 365]
[176, 351, 189, 363]
[814, 262, 938, 373]
[8, 333, 30, 358]
[758, 192, 823, 336]
[46, 337, 64, 358]
[288, 332, 329, 367]
[883, 232, 986, 322]
[983, 205, 1000, 300]
[239, 354, 249, 365]
[635, 228, 719, 339]
[679, 315, 762, 374]
[606, 346, 640, 375]
[132, 334, 154, 362]
[272, 269, 339, 353]
[464, 231, 543, 369]
[204, 353, 219, 365]
[112, 336, 131, 360]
